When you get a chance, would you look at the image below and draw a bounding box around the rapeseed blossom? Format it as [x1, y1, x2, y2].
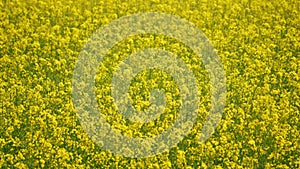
[1, 0, 299, 168]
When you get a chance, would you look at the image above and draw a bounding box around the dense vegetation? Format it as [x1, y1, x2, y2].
[0, 0, 299, 168]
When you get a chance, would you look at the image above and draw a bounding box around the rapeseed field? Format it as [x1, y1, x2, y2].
[0, 0, 299, 168]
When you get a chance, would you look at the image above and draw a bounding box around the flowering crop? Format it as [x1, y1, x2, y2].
[1, 0, 299, 168]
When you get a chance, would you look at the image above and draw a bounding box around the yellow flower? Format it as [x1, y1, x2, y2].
[1, 0, 298, 168]
[248, 139, 255, 146]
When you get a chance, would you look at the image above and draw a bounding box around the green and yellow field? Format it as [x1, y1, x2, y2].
[0, 0, 299, 168]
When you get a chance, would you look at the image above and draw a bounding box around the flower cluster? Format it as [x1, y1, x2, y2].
[1, 0, 299, 168]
